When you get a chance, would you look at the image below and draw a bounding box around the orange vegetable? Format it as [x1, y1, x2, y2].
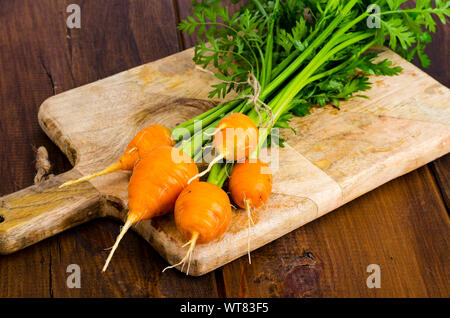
[229, 159, 273, 209]
[163, 181, 232, 274]
[60, 125, 174, 188]
[229, 159, 272, 263]
[213, 113, 259, 161]
[189, 113, 259, 183]
[102, 146, 199, 272]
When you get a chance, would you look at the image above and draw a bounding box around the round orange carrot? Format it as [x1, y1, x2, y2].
[229, 159, 273, 209]
[189, 113, 259, 183]
[120, 125, 174, 170]
[102, 146, 199, 272]
[228, 159, 273, 263]
[213, 113, 259, 161]
[163, 181, 232, 274]
[60, 125, 174, 188]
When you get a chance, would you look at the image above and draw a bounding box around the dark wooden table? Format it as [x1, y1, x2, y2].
[0, 0, 448, 298]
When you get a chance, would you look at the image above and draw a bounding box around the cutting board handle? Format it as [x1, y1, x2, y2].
[0, 169, 103, 254]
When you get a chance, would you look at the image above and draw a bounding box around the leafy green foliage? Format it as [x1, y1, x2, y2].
[374, 0, 450, 67]
[356, 54, 403, 76]
[178, 0, 267, 98]
[178, 0, 449, 153]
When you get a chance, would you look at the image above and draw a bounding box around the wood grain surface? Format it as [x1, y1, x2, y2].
[0, 0, 448, 297]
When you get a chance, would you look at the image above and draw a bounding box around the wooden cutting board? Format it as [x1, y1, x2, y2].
[0, 47, 449, 276]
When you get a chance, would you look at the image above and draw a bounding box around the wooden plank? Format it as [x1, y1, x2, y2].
[416, 11, 450, 211]
[0, 0, 220, 297]
[49, 219, 220, 297]
[222, 166, 450, 297]
[0, 0, 68, 298]
[63, 0, 180, 86]
[430, 154, 450, 210]
[409, 1, 450, 211]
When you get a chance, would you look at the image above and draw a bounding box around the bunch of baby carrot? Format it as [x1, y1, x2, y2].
[60, 112, 273, 274]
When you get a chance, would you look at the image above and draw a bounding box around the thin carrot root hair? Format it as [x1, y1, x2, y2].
[245, 199, 255, 264]
[126, 147, 138, 154]
[202, 144, 213, 151]
[59, 161, 122, 188]
[187, 154, 225, 184]
[102, 214, 137, 272]
[203, 127, 222, 137]
[163, 232, 199, 275]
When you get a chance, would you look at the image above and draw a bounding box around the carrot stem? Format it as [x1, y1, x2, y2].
[206, 162, 232, 188]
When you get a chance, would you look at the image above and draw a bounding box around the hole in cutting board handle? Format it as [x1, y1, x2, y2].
[0, 215, 4, 223]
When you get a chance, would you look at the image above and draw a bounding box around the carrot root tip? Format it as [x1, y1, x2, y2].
[163, 232, 199, 276]
[246, 200, 254, 265]
[101, 217, 135, 272]
[59, 161, 122, 188]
